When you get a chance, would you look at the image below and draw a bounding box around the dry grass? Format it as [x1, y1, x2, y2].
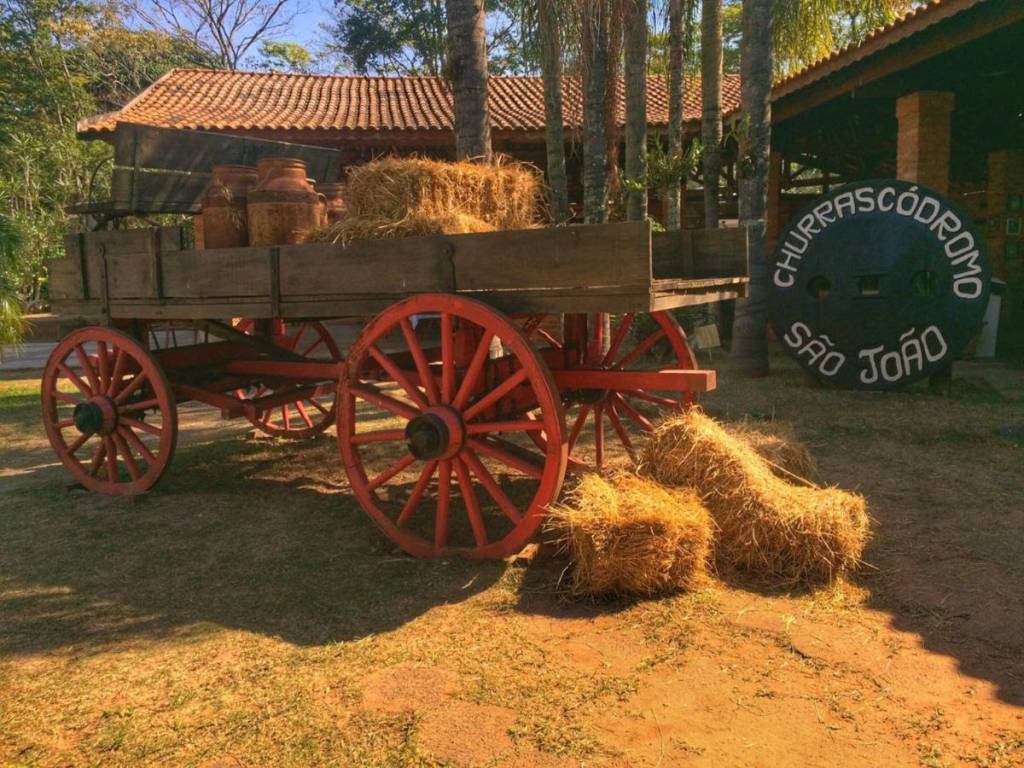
[640, 410, 870, 585]
[303, 156, 541, 244]
[547, 472, 713, 598]
[726, 420, 819, 483]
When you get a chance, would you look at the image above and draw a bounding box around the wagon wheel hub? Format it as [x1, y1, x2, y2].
[72, 396, 117, 436]
[405, 407, 465, 460]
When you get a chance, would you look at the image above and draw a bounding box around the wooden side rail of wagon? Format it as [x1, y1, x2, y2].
[42, 220, 748, 558]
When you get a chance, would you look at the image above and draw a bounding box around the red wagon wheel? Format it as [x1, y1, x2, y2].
[41, 326, 177, 495]
[234, 319, 341, 439]
[525, 311, 697, 470]
[339, 294, 568, 559]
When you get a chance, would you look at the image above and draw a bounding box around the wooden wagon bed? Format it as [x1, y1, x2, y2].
[49, 220, 748, 323]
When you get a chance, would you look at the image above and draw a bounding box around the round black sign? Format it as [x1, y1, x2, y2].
[769, 180, 991, 390]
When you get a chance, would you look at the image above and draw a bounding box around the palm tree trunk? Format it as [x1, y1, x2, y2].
[582, 0, 610, 223]
[731, 0, 774, 377]
[700, 0, 722, 228]
[605, 0, 624, 206]
[538, 0, 570, 223]
[446, 0, 492, 161]
[623, 0, 647, 221]
[665, 0, 686, 229]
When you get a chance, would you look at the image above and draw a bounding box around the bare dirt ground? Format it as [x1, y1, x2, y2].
[1, 351, 1022, 767]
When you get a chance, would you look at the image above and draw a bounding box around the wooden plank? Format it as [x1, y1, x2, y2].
[690, 227, 749, 278]
[450, 221, 651, 291]
[49, 235, 86, 300]
[160, 248, 273, 299]
[111, 168, 210, 213]
[278, 238, 452, 297]
[652, 228, 749, 279]
[114, 123, 343, 181]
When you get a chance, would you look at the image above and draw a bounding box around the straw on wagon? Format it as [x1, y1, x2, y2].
[547, 472, 713, 598]
[726, 420, 818, 483]
[303, 156, 542, 244]
[639, 410, 869, 585]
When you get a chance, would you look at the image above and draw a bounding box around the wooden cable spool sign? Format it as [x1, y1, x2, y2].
[769, 180, 991, 389]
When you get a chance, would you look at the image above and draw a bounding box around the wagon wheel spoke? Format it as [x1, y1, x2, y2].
[115, 371, 149, 405]
[74, 344, 101, 395]
[466, 419, 544, 435]
[350, 429, 406, 445]
[613, 393, 656, 432]
[58, 362, 92, 399]
[108, 348, 127, 396]
[104, 436, 119, 481]
[295, 400, 315, 429]
[440, 312, 455, 403]
[368, 454, 417, 493]
[601, 312, 635, 366]
[66, 431, 91, 457]
[567, 405, 591, 452]
[434, 459, 452, 549]
[88, 441, 107, 477]
[351, 384, 421, 421]
[454, 458, 488, 547]
[54, 391, 82, 406]
[118, 425, 156, 466]
[113, 432, 142, 481]
[462, 367, 528, 422]
[368, 344, 429, 410]
[120, 397, 160, 414]
[468, 437, 545, 480]
[594, 404, 605, 471]
[121, 416, 162, 437]
[452, 330, 494, 409]
[607, 400, 637, 463]
[461, 448, 521, 524]
[622, 389, 680, 410]
[400, 318, 440, 405]
[396, 460, 438, 527]
[614, 327, 666, 370]
[95, 341, 111, 392]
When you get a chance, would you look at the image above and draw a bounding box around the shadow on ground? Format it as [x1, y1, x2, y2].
[0, 431, 504, 654]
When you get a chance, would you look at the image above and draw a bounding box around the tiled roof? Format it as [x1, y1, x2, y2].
[77, 69, 743, 137]
[773, 0, 986, 97]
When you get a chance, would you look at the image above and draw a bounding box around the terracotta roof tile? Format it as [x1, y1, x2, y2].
[78, 69, 742, 137]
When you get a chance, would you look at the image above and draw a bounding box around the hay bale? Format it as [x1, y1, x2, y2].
[303, 156, 541, 244]
[547, 472, 713, 598]
[639, 410, 869, 585]
[726, 421, 818, 483]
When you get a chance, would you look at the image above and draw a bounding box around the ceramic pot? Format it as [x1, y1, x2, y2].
[316, 182, 348, 226]
[201, 165, 259, 248]
[247, 158, 324, 245]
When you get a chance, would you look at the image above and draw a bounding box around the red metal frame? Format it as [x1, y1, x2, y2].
[43, 294, 715, 559]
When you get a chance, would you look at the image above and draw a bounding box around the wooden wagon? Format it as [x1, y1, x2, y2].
[45, 199, 748, 558]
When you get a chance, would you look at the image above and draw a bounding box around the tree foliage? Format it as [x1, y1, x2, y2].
[0, 0, 209, 323]
[328, 0, 539, 76]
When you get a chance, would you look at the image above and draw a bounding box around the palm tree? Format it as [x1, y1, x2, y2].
[0, 215, 26, 358]
[446, 0, 492, 161]
[623, 0, 647, 221]
[730, 0, 773, 377]
[700, 0, 723, 229]
[538, 0, 570, 223]
[582, 0, 611, 223]
[664, 0, 690, 230]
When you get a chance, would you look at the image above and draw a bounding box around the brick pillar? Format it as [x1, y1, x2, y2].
[895, 91, 955, 194]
